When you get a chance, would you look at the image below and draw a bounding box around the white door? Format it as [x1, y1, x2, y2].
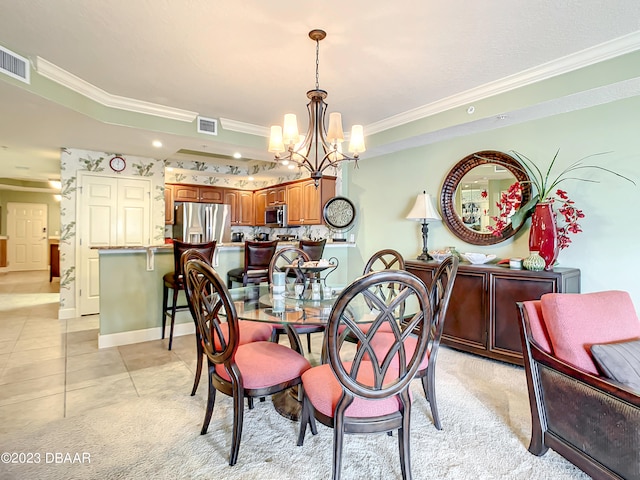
[78, 175, 150, 315]
[7, 202, 48, 271]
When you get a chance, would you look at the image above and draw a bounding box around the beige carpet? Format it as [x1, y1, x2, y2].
[0, 348, 589, 479]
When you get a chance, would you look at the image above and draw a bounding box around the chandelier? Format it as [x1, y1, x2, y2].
[268, 29, 366, 186]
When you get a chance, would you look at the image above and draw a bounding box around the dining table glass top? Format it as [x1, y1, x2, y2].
[228, 283, 374, 326]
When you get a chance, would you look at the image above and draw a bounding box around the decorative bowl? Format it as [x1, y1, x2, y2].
[461, 253, 497, 264]
[428, 251, 452, 262]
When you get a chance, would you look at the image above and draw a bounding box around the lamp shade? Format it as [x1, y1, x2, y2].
[406, 191, 442, 222]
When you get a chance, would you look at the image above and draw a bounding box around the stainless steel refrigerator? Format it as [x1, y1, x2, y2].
[173, 202, 232, 243]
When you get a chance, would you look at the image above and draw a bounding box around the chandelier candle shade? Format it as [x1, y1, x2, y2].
[407, 191, 442, 261]
[268, 29, 365, 186]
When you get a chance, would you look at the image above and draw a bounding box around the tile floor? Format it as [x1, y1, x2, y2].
[0, 270, 325, 436]
[0, 270, 208, 435]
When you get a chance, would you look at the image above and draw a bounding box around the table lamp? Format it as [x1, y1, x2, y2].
[406, 191, 442, 261]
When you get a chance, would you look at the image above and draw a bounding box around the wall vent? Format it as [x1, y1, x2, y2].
[197, 116, 218, 136]
[0, 45, 30, 84]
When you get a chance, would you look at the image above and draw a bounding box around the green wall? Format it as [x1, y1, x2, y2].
[0, 190, 61, 236]
[345, 95, 640, 305]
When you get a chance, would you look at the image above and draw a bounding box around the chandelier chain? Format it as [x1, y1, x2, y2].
[315, 38, 320, 90]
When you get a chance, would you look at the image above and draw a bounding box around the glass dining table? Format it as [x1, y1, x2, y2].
[227, 282, 372, 420]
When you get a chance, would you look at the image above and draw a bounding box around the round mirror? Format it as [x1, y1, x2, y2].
[440, 150, 531, 245]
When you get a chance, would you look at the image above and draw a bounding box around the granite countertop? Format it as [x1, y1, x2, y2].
[94, 240, 355, 251]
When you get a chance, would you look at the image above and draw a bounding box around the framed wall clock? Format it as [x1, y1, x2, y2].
[323, 196, 356, 231]
[109, 156, 126, 173]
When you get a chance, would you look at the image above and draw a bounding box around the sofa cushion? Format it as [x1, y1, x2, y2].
[523, 300, 553, 354]
[541, 291, 640, 375]
[591, 339, 640, 392]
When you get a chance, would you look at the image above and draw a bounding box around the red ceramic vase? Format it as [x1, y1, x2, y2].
[528, 202, 559, 270]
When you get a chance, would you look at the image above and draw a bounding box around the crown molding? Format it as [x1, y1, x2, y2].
[219, 117, 269, 137]
[366, 31, 640, 135]
[35, 57, 198, 122]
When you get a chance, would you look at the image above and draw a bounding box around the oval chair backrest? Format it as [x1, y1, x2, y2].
[326, 269, 432, 402]
[268, 247, 311, 284]
[173, 239, 217, 278]
[363, 249, 405, 275]
[184, 258, 238, 364]
[362, 249, 406, 315]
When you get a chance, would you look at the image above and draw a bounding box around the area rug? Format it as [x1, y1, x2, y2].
[0, 349, 588, 479]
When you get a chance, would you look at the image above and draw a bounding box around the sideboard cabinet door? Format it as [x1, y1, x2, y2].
[405, 260, 580, 365]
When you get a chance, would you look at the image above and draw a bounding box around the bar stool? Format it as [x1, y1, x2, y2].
[162, 239, 216, 350]
[298, 238, 326, 261]
[227, 240, 278, 288]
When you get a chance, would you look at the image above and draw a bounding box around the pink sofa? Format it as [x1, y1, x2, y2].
[517, 291, 640, 480]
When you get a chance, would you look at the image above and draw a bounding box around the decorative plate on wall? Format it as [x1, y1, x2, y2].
[323, 196, 356, 231]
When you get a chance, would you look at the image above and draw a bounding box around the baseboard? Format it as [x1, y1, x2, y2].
[98, 322, 195, 348]
[58, 307, 77, 320]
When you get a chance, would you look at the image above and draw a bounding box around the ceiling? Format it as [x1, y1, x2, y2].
[1, 0, 640, 186]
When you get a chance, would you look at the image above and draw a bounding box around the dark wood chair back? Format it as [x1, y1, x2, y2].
[363, 248, 405, 274]
[172, 239, 216, 282]
[299, 238, 326, 261]
[268, 247, 311, 284]
[184, 258, 239, 364]
[244, 239, 279, 272]
[305, 269, 433, 479]
[415, 255, 458, 430]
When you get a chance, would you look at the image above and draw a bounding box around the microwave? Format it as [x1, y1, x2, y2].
[265, 204, 288, 227]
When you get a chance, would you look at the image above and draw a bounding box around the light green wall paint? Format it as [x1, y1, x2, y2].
[347, 95, 640, 305]
[0, 190, 60, 236]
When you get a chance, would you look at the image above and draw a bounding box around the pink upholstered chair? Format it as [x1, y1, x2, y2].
[180, 249, 272, 397]
[518, 290, 640, 480]
[184, 258, 310, 466]
[368, 255, 459, 430]
[297, 269, 432, 480]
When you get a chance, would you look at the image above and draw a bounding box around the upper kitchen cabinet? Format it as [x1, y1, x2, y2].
[164, 185, 174, 224]
[267, 186, 287, 206]
[286, 177, 336, 226]
[254, 190, 267, 227]
[172, 184, 225, 203]
[225, 189, 254, 226]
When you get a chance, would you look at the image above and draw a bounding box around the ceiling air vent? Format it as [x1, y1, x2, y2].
[0, 45, 30, 84]
[197, 116, 218, 136]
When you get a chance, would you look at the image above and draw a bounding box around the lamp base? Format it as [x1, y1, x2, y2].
[417, 252, 433, 261]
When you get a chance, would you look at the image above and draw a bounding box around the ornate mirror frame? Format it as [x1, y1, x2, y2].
[440, 150, 532, 246]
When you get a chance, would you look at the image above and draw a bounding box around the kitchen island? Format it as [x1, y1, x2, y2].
[96, 241, 354, 348]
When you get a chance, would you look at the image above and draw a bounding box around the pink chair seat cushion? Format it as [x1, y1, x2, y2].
[541, 291, 640, 375]
[214, 341, 310, 389]
[523, 301, 553, 354]
[368, 332, 429, 370]
[213, 321, 273, 350]
[301, 361, 407, 418]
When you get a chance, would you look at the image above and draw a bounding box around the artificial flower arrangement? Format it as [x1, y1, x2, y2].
[484, 150, 635, 249]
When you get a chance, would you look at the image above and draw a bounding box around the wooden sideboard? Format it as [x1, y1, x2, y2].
[406, 260, 581, 365]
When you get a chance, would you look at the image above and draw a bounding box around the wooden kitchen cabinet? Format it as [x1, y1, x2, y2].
[171, 184, 224, 203]
[286, 177, 336, 225]
[254, 190, 268, 226]
[164, 185, 174, 224]
[405, 260, 581, 365]
[267, 186, 286, 205]
[225, 189, 254, 226]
